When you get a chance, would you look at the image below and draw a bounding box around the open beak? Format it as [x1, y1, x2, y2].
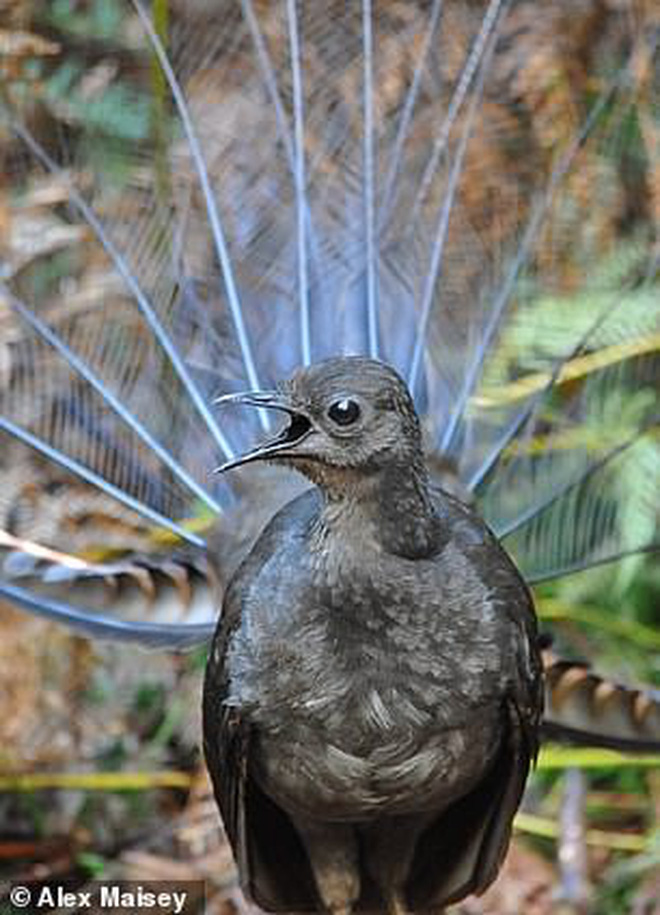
[213, 390, 313, 473]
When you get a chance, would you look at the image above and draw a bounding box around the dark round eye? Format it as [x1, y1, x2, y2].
[327, 398, 361, 426]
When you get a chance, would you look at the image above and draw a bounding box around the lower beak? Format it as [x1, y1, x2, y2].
[213, 390, 312, 473]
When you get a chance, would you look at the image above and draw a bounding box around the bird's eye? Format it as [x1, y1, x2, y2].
[327, 398, 361, 426]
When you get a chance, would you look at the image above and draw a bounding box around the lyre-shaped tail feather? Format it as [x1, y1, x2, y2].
[0, 1, 658, 643]
[0, 527, 216, 646]
[542, 652, 660, 754]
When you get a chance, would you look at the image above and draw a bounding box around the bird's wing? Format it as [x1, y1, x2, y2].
[201, 580, 247, 869]
[405, 694, 537, 908]
[202, 566, 319, 912]
[395, 491, 542, 908]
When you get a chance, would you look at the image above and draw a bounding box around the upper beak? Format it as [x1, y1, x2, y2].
[213, 390, 313, 473]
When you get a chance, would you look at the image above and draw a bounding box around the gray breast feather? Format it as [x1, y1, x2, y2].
[255, 709, 501, 820]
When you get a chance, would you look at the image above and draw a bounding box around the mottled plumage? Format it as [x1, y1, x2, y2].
[203, 357, 542, 913]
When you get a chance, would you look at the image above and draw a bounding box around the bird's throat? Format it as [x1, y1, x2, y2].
[314, 462, 441, 560]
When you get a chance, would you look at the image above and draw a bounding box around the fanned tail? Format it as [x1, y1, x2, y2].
[1, 2, 658, 647]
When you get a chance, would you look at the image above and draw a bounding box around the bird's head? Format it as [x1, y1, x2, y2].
[216, 357, 425, 490]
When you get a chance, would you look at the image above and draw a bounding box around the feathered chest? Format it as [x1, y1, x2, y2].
[221, 521, 515, 819]
[224, 527, 510, 746]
